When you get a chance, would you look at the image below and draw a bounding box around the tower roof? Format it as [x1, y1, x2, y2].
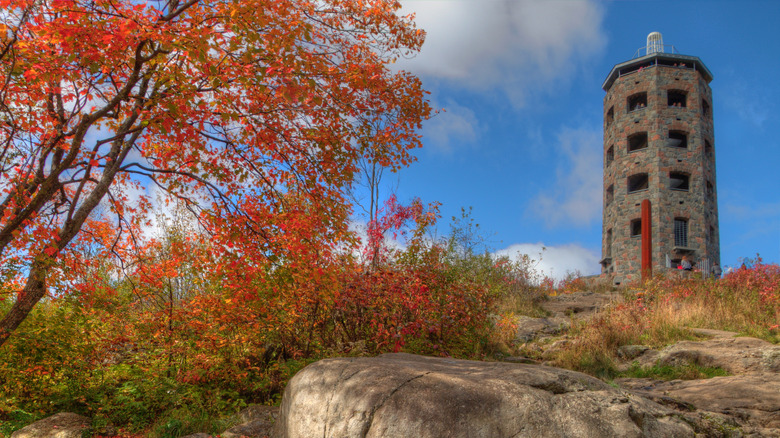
[602, 52, 713, 92]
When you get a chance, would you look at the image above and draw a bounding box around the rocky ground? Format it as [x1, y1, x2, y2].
[506, 291, 780, 437]
[11, 291, 780, 437]
[615, 328, 780, 436]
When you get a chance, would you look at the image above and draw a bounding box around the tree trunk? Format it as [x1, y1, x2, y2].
[0, 262, 48, 347]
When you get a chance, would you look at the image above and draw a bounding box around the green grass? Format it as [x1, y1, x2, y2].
[620, 361, 730, 380]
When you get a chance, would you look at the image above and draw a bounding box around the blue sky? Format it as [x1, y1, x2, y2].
[380, 0, 780, 279]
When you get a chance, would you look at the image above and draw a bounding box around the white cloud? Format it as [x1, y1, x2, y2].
[494, 241, 600, 281]
[722, 81, 770, 127]
[529, 125, 602, 227]
[400, 0, 606, 107]
[347, 218, 409, 261]
[422, 99, 480, 152]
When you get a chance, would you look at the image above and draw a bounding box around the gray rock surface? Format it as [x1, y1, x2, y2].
[618, 373, 780, 436]
[274, 353, 695, 438]
[10, 412, 90, 438]
[632, 331, 780, 374]
[616, 329, 780, 435]
[514, 315, 569, 342]
[618, 344, 651, 360]
[541, 291, 620, 318]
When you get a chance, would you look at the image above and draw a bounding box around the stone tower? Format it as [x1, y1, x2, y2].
[600, 33, 720, 284]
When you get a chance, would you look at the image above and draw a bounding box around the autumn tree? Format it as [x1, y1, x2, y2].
[0, 0, 430, 346]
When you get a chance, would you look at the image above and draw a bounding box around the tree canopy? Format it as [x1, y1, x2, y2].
[0, 0, 430, 346]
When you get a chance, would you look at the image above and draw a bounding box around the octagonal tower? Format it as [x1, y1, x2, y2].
[601, 33, 720, 284]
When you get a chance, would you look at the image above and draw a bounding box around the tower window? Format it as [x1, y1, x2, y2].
[606, 228, 613, 257]
[667, 131, 687, 149]
[606, 184, 614, 205]
[709, 225, 715, 243]
[706, 180, 714, 198]
[606, 106, 614, 127]
[669, 172, 690, 191]
[702, 99, 711, 117]
[705, 139, 713, 156]
[674, 218, 689, 248]
[628, 92, 647, 112]
[628, 132, 648, 152]
[630, 219, 642, 237]
[668, 90, 687, 108]
[628, 173, 649, 193]
[606, 145, 614, 166]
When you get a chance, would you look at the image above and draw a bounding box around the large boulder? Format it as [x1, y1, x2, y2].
[274, 353, 694, 438]
[10, 413, 90, 438]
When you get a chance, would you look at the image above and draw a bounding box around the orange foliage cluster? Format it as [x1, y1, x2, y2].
[334, 244, 493, 356]
[0, 0, 441, 430]
[720, 257, 780, 310]
[1, 195, 502, 424]
[0, 0, 431, 346]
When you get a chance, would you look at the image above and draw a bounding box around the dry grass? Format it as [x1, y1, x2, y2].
[494, 288, 549, 318]
[521, 260, 780, 378]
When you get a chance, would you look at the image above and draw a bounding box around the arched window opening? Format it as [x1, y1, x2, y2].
[628, 173, 649, 193]
[630, 219, 642, 237]
[668, 90, 687, 108]
[667, 131, 687, 149]
[628, 132, 648, 152]
[669, 172, 690, 191]
[628, 92, 647, 112]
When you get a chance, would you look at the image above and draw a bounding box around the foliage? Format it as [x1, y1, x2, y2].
[0, 200, 542, 436]
[0, 0, 431, 345]
[0, 1, 561, 434]
[0, 0, 435, 429]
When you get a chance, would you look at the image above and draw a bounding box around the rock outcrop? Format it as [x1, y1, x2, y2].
[619, 373, 780, 436]
[10, 412, 90, 438]
[630, 329, 780, 374]
[616, 329, 780, 436]
[274, 353, 695, 438]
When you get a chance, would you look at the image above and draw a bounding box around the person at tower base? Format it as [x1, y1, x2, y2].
[681, 255, 693, 271]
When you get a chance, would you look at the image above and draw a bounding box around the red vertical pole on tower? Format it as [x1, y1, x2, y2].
[641, 199, 652, 282]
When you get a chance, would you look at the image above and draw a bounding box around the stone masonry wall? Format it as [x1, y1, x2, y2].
[602, 60, 719, 284]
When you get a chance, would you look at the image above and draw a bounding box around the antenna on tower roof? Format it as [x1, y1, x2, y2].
[647, 32, 664, 55]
